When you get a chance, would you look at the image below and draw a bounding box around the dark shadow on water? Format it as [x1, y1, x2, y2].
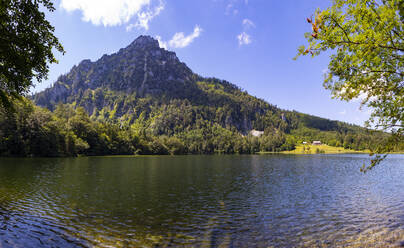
[0, 208, 91, 248]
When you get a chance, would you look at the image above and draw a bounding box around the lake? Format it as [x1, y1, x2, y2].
[0, 154, 403, 247]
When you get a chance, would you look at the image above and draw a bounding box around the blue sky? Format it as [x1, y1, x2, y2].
[34, 0, 371, 126]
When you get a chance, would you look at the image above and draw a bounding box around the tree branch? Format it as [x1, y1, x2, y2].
[329, 40, 404, 52]
[330, 16, 352, 42]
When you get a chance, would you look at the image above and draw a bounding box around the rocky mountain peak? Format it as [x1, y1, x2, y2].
[122, 35, 179, 63]
[128, 35, 160, 50]
[34, 35, 196, 110]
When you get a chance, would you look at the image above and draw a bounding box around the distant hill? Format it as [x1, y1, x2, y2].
[0, 35, 386, 156]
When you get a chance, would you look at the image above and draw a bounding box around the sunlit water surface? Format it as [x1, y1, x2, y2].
[0, 154, 403, 247]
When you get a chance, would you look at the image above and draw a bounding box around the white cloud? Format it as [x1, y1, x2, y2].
[242, 18, 255, 29]
[168, 26, 203, 48]
[155, 35, 167, 49]
[339, 110, 347, 115]
[129, 1, 164, 31]
[237, 32, 251, 45]
[225, 3, 238, 15]
[60, 0, 163, 30]
[237, 19, 255, 46]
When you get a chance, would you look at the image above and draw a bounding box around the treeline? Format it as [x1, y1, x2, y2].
[0, 99, 295, 157]
[290, 126, 395, 151]
[1, 98, 398, 157]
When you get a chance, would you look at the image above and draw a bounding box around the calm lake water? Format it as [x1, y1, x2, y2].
[0, 154, 403, 247]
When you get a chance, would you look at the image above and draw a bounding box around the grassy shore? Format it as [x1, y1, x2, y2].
[259, 144, 369, 155]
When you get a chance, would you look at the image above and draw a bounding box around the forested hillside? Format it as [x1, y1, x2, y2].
[0, 36, 398, 157]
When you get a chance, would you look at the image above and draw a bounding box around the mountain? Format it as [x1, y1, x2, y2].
[36, 36, 194, 108]
[5, 35, 387, 156]
[34, 35, 280, 133]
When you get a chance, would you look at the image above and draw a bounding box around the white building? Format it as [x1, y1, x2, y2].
[250, 130, 264, 137]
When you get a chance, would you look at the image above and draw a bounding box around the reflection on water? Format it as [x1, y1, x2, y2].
[0, 154, 403, 247]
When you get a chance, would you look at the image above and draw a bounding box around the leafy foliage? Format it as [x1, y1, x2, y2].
[0, 0, 64, 108]
[296, 0, 403, 170]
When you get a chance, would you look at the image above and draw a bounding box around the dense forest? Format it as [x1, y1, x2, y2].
[0, 36, 400, 157]
[0, 98, 395, 157]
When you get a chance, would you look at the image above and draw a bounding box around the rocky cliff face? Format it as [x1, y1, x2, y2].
[35, 36, 196, 109]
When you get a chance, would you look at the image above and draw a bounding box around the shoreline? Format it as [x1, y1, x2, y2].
[0, 144, 403, 158]
[1, 153, 404, 159]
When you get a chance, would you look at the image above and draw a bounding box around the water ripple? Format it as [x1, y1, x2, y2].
[0, 154, 403, 247]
